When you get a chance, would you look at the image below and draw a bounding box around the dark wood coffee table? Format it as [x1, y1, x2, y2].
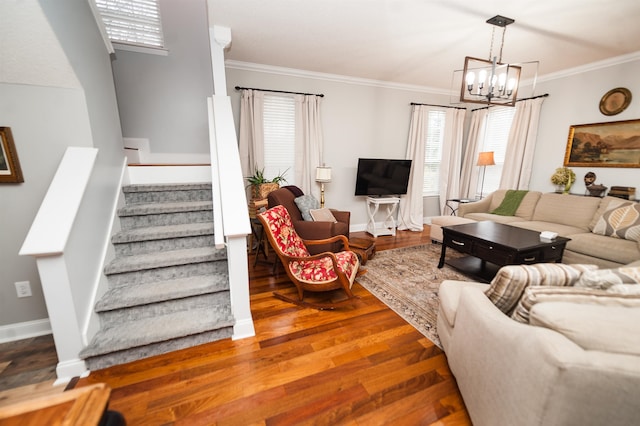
[438, 221, 570, 282]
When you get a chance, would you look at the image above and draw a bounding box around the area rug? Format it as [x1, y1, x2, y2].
[357, 243, 470, 348]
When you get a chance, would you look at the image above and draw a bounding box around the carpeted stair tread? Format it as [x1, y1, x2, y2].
[105, 246, 227, 275]
[79, 307, 235, 358]
[118, 200, 212, 217]
[95, 275, 229, 312]
[123, 183, 212, 193]
[112, 222, 214, 244]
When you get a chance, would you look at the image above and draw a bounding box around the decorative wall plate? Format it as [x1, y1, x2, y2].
[599, 87, 631, 116]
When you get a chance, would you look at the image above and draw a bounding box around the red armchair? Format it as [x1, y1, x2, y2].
[267, 186, 350, 254]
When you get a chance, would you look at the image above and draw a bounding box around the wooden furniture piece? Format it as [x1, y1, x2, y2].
[444, 198, 478, 215]
[438, 221, 570, 282]
[257, 205, 361, 309]
[348, 237, 376, 265]
[365, 196, 400, 237]
[0, 383, 121, 426]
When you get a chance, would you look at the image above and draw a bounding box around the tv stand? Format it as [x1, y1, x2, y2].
[365, 196, 400, 237]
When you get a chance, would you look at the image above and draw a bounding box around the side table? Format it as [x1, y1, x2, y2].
[349, 237, 376, 265]
[444, 198, 478, 216]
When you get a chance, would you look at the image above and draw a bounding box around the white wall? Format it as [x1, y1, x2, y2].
[111, 0, 214, 154]
[0, 0, 124, 335]
[531, 59, 640, 193]
[226, 65, 450, 228]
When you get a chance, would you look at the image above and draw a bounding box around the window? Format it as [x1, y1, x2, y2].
[478, 107, 516, 195]
[263, 94, 295, 183]
[423, 110, 446, 196]
[95, 0, 165, 49]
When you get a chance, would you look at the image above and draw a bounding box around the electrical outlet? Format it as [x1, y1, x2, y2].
[15, 281, 32, 298]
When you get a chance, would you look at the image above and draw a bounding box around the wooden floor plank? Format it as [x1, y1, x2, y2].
[71, 226, 471, 425]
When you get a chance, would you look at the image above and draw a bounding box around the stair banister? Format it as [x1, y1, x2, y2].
[19, 146, 99, 381]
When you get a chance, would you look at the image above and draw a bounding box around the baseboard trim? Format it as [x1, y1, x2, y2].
[232, 318, 256, 340]
[0, 319, 52, 344]
[55, 358, 88, 386]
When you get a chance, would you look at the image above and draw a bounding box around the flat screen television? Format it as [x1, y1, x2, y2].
[354, 158, 412, 196]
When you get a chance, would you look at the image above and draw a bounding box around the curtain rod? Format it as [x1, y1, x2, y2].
[234, 86, 324, 97]
[410, 102, 466, 110]
[471, 93, 550, 111]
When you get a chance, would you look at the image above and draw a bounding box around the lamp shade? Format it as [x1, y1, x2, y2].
[477, 151, 496, 166]
[315, 166, 332, 183]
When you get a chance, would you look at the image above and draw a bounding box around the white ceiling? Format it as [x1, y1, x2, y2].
[209, 0, 640, 91]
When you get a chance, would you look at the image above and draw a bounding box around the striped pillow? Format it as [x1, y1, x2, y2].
[484, 263, 598, 315]
[574, 267, 640, 290]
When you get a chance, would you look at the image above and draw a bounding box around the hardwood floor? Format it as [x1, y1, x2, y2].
[9, 226, 472, 424]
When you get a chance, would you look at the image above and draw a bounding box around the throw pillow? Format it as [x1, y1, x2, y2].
[511, 285, 640, 323]
[484, 263, 598, 315]
[490, 190, 528, 216]
[309, 208, 337, 222]
[574, 267, 640, 290]
[294, 195, 320, 221]
[529, 302, 640, 356]
[592, 201, 640, 241]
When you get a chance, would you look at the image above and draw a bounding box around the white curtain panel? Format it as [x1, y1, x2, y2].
[294, 94, 323, 195]
[398, 105, 428, 231]
[238, 89, 265, 182]
[460, 108, 488, 198]
[499, 97, 546, 190]
[438, 108, 466, 216]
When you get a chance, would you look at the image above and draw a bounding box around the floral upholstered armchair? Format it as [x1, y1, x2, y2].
[258, 205, 361, 309]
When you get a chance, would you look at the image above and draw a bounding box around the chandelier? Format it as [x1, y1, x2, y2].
[460, 15, 521, 107]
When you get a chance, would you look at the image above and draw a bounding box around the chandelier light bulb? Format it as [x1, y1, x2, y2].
[498, 73, 507, 91]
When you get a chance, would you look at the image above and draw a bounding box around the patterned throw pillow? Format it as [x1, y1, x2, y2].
[294, 195, 320, 221]
[592, 201, 640, 241]
[511, 286, 640, 324]
[484, 263, 598, 315]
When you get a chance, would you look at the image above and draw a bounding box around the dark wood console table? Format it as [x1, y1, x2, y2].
[438, 221, 570, 282]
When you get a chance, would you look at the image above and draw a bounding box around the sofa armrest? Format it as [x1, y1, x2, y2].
[329, 209, 350, 225]
[447, 287, 640, 426]
[458, 196, 493, 217]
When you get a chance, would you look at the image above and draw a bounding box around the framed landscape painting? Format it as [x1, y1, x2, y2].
[0, 127, 24, 183]
[564, 119, 640, 168]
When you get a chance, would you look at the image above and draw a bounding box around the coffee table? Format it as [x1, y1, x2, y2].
[438, 221, 570, 282]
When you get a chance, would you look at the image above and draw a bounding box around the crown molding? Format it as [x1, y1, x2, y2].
[225, 60, 449, 95]
[226, 50, 640, 99]
[535, 50, 640, 84]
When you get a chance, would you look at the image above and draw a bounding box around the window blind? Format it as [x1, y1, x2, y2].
[423, 110, 446, 196]
[263, 94, 295, 183]
[95, 0, 165, 48]
[479, 107, 516, 194]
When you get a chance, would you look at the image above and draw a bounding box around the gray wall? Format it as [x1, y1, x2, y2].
[0, 0, 123, 330]
[111, 0, 214, 154]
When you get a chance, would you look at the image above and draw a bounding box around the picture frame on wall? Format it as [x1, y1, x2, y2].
[0, 127, 24, 183]
[564, 119, 640, 168]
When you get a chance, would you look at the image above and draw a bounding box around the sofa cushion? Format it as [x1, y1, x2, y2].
[532, 193, 601, 230]
[487, 190, 541, 220]
[484, 263, 598, 315]
[294, 195, 320, 221]
[574, 267, 640, 290]
[529, 301, 640, 356]
[491, 190, 529, 216]
[509, 220, 585, 237]
[511, 285, 640, 323]
[463, 212, 527, 224]
[564, 232, 640, 265]
[592, 200, 640, 241]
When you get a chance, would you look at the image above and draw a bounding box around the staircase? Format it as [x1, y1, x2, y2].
[80, 183, 234, 370]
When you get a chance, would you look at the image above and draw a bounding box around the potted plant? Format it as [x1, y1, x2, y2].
[550, 167, 576, 194]
[245, 167, 288, 199]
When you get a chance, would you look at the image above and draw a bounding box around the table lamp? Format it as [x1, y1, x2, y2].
[315, 165, 332, 207]
[477, 151, 495, 198]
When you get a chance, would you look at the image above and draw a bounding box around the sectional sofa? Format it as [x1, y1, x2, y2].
[431, 189, 640, 268]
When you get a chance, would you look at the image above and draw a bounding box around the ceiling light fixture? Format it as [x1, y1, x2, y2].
[460, 15, 521, 107]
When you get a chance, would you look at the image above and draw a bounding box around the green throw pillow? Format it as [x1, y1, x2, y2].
[491, 190, 528, 216]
